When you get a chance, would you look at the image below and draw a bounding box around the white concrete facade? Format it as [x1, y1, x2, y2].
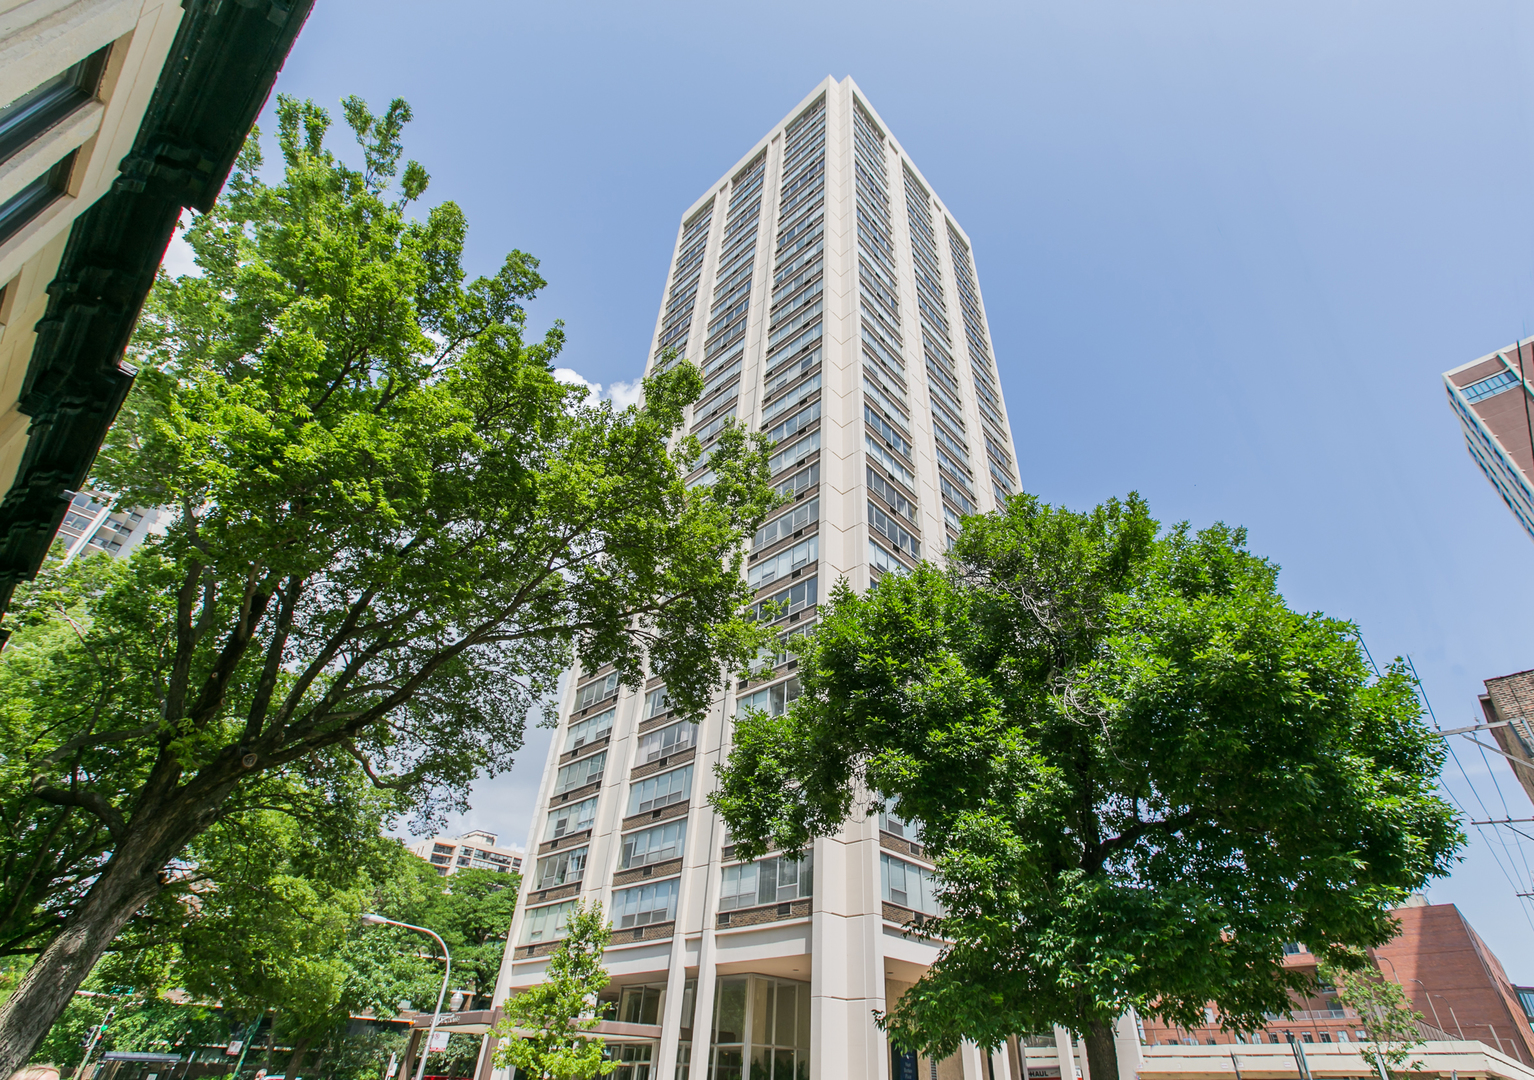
[0, 0, 186, 495]
[492, 76, 1022, 1080]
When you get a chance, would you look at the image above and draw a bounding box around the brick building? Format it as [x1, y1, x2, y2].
[1138, 900, 1534, 1067]
[1478, 669, 1534, 809]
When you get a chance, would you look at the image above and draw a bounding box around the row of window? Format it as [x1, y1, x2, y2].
[524, 848, 816, 944]
[690, 152, 767, 438]
[530, 842, 937, 944]
[754, 496, 818, 549]
[748, 535, 816, 589]
[656, 202, 715, 364]
[760, 370, 820, 428]
[1461, 367, 1521, 404]
[946, 222, 1017, 488]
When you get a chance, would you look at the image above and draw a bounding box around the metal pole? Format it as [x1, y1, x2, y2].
[361, 915, 452, 1080]
[1446, 1004, 1464, 1039]
[1410, 981, 1445, 1034]
[74, 1005, 115, 1079]
[230, 1011, 265, 1080]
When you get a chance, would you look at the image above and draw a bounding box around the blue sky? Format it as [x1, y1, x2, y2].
[237, 0, 1534, 976]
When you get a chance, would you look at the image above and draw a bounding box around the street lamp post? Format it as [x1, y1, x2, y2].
[362, 914, 452, 1080]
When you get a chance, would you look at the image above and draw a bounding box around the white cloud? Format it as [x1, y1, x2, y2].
[606, 378, 642, 410]
[552, 367, 600, 397]
[552, 367, 643, 410]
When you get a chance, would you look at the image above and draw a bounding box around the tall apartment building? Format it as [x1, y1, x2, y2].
[1444, 341, 1534, 542]
[493, 77, 1024, 1080]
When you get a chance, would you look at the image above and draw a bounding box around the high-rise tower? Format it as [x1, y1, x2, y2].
[1445, 339, 1534, 542]
[493, 76, 1021, 1080]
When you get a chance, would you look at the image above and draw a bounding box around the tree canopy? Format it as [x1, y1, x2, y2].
[493, 903, 614, 1080]
[0, 91, 774, 1074]
[712, 492, 1462, 1080]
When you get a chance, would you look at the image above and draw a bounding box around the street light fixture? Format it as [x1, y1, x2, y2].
[362, 914, 452, 1080]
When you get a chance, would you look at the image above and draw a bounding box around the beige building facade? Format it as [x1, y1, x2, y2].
[0, 0, 184, 509]
[492, 77, 1029, 1080]
[0, 0, 312, 625]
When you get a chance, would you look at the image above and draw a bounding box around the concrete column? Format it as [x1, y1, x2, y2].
[687, 929, 721, 1080]
[1114, 1011, 1143, 1080]
[1054, 1027, 1078, 1080]
[655, 931, 689, 1080]
[1006, 1035, 1025, 1080]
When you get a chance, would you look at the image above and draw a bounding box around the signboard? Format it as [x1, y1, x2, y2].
[226, 1041, 243, 1057]
[427, 1032, 450, 1053]
[892, 1048, 918, 1080]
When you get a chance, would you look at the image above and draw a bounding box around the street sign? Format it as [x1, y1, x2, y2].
[226, 1042, 243, 1057]
[427, 1032, 450, 1053]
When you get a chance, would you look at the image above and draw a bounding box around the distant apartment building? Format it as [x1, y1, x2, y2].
[1138, 899, 1534, 1067]
[0, 0, 312, 622]
[55, 489, 162, 560]
[1444, 341, 1534, 542]
[1478, 669, 1534, 810]
[409, 830, 524, 878]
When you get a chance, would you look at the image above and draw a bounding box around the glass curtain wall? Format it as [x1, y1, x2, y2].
[707, 975, 811, 1080]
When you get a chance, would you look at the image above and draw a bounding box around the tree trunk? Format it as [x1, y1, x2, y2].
[1083, 1019, 1120, 1080]
[0, 803, 215, 1075]
[285, 1037, 311, 1080]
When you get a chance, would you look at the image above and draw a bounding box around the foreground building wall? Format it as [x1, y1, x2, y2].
[492, 76, 1023, 1080]
[1, 0, 185, 518]
[0, 0, 314, 621]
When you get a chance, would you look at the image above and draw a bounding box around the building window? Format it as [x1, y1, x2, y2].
[719, 852, 813, 911]
[0, 150, 77, 247]
[605, 1042, 654, 1080]
[1462, 369, 1521, 404]
[535, 846, 587, 889]
[612, 877, 679, 928]
[735, 678, 800, 719]
[878, 807, 911, 838]
[708, 975, 811, 1080]
[637, 720, 697, 763]
[544, 795, 599, 840]
[645, 686, 671, 717]
[520, 900, 576, 944]
[0, 47, 109, 166]
[880, 852, 943, 915]
[565, 707, 616, 753]
[627, 764, 693, 816]
[552, 750, 606, 795]
[621, 820, 688, 869]
[576, 672, 620, 711]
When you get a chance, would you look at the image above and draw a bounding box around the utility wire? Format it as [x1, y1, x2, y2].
[1405, 655, 1534, 933]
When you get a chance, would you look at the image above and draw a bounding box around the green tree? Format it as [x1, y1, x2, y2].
[712, 492, 1462, 1080]
[1320, 960, 1426, 1079]
[492, 904, 614, 1080]
[0, 91, 774, 1072]
[421, 868, 521, 1008]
